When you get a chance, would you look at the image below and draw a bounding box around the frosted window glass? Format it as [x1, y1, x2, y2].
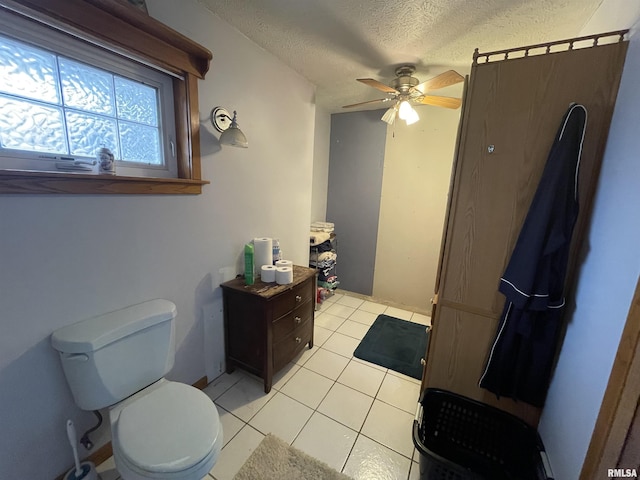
[115, 77, 158, 126]
[66, 110, 119, 158]
[0, 31, 169, 170]
[0, 35, 59, 104]
[60, 58, 114, 115]
[0, 95, 66, 153]
[119, 121, 161, 164]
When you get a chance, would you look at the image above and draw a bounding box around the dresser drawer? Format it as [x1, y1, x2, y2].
[273, 300, 313, 342]
[271, 279, 314, 319]
[273, 320, 312, 371]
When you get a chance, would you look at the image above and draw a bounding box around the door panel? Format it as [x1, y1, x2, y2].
[440, 43, 630, 316]
[424, 38, 629, 426]
[425, 305, 498, 399]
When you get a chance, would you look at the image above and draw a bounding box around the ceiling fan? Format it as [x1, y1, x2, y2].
[342, 65, 464, 125]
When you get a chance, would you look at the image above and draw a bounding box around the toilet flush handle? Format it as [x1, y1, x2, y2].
[63, 353, 89, 362]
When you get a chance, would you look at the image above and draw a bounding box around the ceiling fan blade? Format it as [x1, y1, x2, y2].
[342, 98, 392, 108]
[419, 95, 462, 109]
[357, 78, 399, 93]
[413, 70, 464, 94]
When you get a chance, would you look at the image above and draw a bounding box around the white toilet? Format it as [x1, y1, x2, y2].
[51, 299, 223, 480]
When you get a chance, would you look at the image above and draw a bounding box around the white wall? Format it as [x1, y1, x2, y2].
[0, 1, 316, 477]
[311, 106, 331, 223]
[373, 105, 459, 309]
[538, 3, 640, 478]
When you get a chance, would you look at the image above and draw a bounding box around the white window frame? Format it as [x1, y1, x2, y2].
[0, 12, 178, 178]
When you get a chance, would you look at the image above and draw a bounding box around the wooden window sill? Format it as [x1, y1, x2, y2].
[0, 169, 209, 195]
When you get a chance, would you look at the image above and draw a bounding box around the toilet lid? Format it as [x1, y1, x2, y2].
[115, 382, 220, 473]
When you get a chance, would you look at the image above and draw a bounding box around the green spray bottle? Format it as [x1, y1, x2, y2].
[244, 243, 254, 285]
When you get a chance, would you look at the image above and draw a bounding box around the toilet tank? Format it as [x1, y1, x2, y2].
[51, 299, 177, 411]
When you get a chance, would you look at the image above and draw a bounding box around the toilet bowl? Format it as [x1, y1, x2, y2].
[51, 299, 223, 480]
[110, 379, 223, 480]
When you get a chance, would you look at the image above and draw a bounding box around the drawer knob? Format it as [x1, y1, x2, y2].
[294, 316, 302, 324]
[420, 358, 426, 366]
[295, 337, 302, 344]
[295, 295, 302, 302]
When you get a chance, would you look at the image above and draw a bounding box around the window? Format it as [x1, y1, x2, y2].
[0, 15, 176, 178]
[0, 0, 212, 195]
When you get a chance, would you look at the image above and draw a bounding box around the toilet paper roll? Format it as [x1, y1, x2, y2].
[275, 259, 293, 270]
[276, 266, 293, 285]
[254, 237, 273, 270]
[261, 265, 277, 283]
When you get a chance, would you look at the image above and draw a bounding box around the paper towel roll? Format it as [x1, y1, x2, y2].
[275, 259, 293, 270]
[276, 266, 293, 285]
[261, 265, 277, 283]
[254, 237, 273, 270]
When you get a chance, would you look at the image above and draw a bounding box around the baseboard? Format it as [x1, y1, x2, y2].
[192, 375, 209, 390]
[54, 376, 209, 479]
[337, 289, 432, 316]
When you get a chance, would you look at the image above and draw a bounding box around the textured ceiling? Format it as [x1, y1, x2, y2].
[198, 0, 603, 112]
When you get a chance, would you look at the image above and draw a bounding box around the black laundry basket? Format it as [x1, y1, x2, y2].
[412, 389, 553, 480]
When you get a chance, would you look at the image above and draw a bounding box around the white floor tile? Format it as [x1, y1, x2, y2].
[96, 456, 119, 480]
[336, 295, 365, 309]
[326, 293, 343, 303]
[203, 370, 245, 401]
[318, 382, 374, 431]
[315, 312, 347, 331]
[315, 300, 332, 312]
[377, 374, 421, 414]
[322, 332, 360, 358]
[411, 312, 431, 326]
[352, 356, 388, 373]
[291, 344, 318, 366]
[248, 392, 313, 443]
[361, 400, 415, 458]
[387, 368, 422, 385]
[215, 376, 275, 422]
[217, 406, 245, 447]
[336, 320, 371, 340]
[409, 460, 421, 480]
[209, 425, 264, 480]
[343, 434, 412, 480]
[271, 362, 300, 390]
[280, 367, 334, 409]
[292, 412, 357, 472]
[303, 347, 350, 380]
[383, 306, 414, 321]
[324, 302, 356, 319]
[359, 300, 387, 315]
[337, 360, 386, 397]
[314, 325, 334, 346]
[348, 309, 379, 326]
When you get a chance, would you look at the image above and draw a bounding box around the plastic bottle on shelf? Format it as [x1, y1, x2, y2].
[272, 239, 281, 264]
[244, 243, 254, 285]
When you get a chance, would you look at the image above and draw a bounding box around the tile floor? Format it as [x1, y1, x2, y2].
[97, 292, 431, 480]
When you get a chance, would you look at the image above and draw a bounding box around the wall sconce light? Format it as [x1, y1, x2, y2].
[211, 107, 248, 148]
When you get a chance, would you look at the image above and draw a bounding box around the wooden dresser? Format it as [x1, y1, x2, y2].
[220, 265, 317, 393]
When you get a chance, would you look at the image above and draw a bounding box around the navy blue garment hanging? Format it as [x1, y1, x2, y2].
[479, 103, 587, 407]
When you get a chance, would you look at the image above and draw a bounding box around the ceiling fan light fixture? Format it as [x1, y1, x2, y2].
[398, 100, 419, 125]
[381, 104, 398, 125]
[398, 100, 413, 120]
[405, 107, 420, 125]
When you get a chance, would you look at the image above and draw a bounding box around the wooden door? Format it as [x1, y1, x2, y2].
[423, 34, 629, 426]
